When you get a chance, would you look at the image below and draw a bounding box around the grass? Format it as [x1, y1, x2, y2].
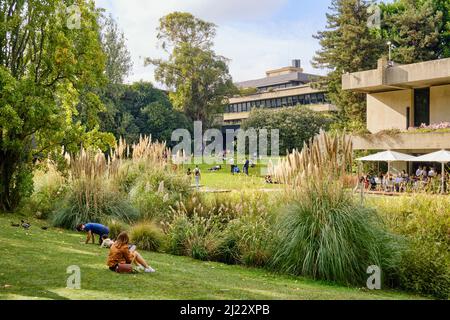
[0, 213, 426, 300]
[182, 162, 281, 191]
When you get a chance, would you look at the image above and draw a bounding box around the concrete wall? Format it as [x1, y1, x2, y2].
[430, 84, 450, 123]
[352, 132, 450, 151]
[367, 89, 412, 133]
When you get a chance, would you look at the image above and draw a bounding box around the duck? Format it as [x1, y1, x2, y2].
[10, 222, 20, 227]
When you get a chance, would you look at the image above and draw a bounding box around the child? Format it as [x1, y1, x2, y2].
[100, 234, 115, 248]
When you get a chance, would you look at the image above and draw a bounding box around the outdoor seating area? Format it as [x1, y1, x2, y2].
[357, 150, 450, 194]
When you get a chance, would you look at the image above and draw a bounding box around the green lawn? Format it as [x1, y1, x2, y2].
[0, 214, 425, 300]
[183, 162, 281, 191]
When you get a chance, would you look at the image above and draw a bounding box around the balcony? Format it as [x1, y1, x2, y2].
[351, 131, 450, 152]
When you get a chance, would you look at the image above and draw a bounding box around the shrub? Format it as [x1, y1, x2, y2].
[52, 180, 138, 229]
[107, 220, 129, 240]
[164, 213, 191, 256]
[398, 240, 450, 299]
[130, 222, 165, 252]
[216, 210, 275, 267]
[369, 195, 450, 298]
[269, 132, 398, 286]
[164, 206, 221, 260]
[23, 165, 67, 219]
[129, 168, 191, 221]
[242, 106, 333, 155]
[271, 191, 398, 286]
[369, 195, 450, 246]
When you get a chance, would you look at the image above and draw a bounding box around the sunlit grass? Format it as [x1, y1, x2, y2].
[0, 213, 424, 300]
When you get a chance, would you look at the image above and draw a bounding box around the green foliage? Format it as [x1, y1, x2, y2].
[147, 12, 237, 127]
[242, 106, 333, 154]
[369, 195, 450, 298]
[107, 220, 129, 240]
[129, 167, 192, 220]
[164, 213, 192, 256]
[380, 0, 450, 63]
[271, 189, 398, 286]
[22, 167, 67, 220]
[312, 0, 384, 130]
[130, 222, 165, 252]
[100, 14, 133, 85]
[216, 210, 275, 267]
[0, 0, 114, 211]
[99, 82, 190, 145]
[397, 240, 449, 299]
[52, 181, 138, 230]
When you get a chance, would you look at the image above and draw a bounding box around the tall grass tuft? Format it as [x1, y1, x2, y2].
[52, 148, 138, 229]
[130, 222, 165, 252]
[270, 131, 397, 285]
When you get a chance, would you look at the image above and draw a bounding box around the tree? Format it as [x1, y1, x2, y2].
[100, 13, 133, 85]
[380, 0, 448, 64]
[100, 82, 190, 145]
[242, 107, 333, 155]
[0, 0, 113, 211]
[312, 0, 385, 131]
[147, 12, 236, 127]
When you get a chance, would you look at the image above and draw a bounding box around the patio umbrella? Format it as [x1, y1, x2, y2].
[414, 150, 450, 194]
[357, 150, 417, 174]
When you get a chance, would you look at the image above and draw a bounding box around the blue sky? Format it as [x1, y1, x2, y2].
[93, 0, 338, 86]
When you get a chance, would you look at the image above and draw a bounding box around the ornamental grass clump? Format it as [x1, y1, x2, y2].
[269, 131, 398, 286]
[52, 148, 138, 229]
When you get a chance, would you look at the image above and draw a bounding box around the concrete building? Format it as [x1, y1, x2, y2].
[222, 60, 336, 130]
[342, 57, 450, 172]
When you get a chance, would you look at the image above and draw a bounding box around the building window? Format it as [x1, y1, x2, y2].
[287, 96, 293, 106]
[304, 94, 311, 104]
[317, 93, 325, 103]
[292, 96, 298, 105]
[311, 94, 318, 104]
[276, 98, 282, 107]
[282, 98, 287, 106]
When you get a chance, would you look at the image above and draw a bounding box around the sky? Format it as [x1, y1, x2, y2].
[94, 0, 334, 87]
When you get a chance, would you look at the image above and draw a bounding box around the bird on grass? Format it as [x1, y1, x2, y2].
[10, 222, 20, 228]
[21, 220, 31, 229]
[41, 226, 49, 231]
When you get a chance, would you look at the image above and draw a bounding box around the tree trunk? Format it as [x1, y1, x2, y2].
[0, 151, 19, 212]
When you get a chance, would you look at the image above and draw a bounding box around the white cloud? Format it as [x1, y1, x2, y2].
[94, 0, 324, 86]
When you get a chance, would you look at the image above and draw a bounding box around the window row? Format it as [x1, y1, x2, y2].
[258, 81, 302, 92]
[226, 92, 328, 113]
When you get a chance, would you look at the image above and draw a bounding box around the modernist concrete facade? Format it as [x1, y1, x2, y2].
[343, 57, 450, 154]
[223, 60, 337, 128]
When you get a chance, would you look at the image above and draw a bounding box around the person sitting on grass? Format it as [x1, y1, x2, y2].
[76, 223, 110, 245]
[107, 232, 155, 273]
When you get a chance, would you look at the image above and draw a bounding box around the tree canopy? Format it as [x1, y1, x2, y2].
[0, 0, 114, 211]
[147, 12, 236, 127]
[242, 106, 333, 155]
[312, 0, 384, 131]
[100, 82, 191, 145]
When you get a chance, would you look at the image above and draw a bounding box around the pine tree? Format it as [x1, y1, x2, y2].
[381, 0, 449, 64]
[312, 0, 385, 131]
